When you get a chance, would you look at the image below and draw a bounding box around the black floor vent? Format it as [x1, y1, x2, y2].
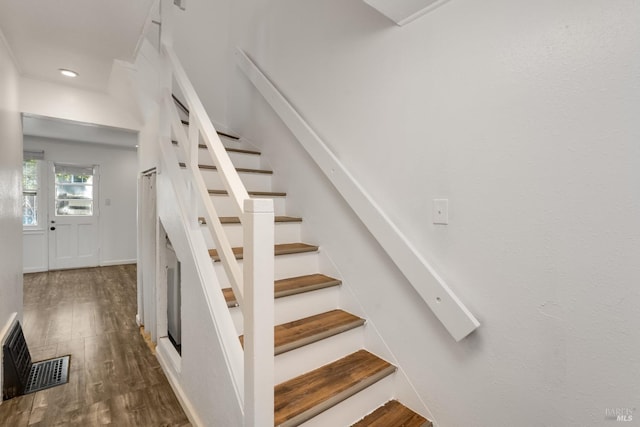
[24, 355, 70, 394]
[3, 321, 70, 399]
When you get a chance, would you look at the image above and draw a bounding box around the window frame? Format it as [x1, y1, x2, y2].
[22, 159, 42, 229]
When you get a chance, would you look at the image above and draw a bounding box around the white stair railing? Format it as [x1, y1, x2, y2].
[161, 42, 275, 426]
[235, 48, 479, 342]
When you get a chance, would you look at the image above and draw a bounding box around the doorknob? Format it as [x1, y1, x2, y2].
[50, 227, 56, 231]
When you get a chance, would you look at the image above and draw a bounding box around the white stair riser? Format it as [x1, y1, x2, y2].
[178, 123, 251, 149]
[300, 373, 395, 427]
[230, 285, 340, 334]
[174, 146, 263, 170]
[206, 194, 287, 217]
[223, 137, 261, 153]
[212, 251, 320, 288]
[197, 150, 262, 170]
[202, 222, 301, 248]
[274, 327, 365, 384]
[195, 169, 273, 192]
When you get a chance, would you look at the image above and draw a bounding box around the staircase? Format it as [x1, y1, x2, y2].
[171, 96, 432, 426]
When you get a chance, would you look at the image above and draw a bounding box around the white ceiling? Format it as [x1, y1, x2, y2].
[23, 115, 138, 148]
[0, 0, 155, 92]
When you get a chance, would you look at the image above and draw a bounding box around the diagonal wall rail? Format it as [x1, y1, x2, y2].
[235, 48, 479, 341]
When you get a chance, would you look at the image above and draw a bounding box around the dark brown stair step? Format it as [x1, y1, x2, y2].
[352, 400, 431, 427]
[208, 189, 286, 197]
[223, 273, 340, 307]
[199, 216, 302, 225]
[274, 350, 396, 427]
[179, 162, 272, 174]
[209, 243, 318, 262]
[239, 309, 364, 355]
[226, 147, 261, 155]
[172, 140, 261, 155]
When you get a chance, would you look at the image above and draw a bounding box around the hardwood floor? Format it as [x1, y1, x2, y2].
[0, 265, 190, 427]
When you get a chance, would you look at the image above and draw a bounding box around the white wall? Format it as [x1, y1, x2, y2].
[170, 0, 230, 130]
[20, 77, 142, 131]
[172, 0, 640, 425]
[0, 29, 23, 401]
[0, 33, 23, 321]
[23, 136, 138, 267]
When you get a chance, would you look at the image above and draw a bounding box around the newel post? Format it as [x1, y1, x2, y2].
[243, 198, 275, 426]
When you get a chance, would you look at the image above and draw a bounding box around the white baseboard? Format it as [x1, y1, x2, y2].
[156, 342, 203, 427]
[0, 313, 19, 405]
[23, 266, 47, 273]
[100, 259, 137, 267]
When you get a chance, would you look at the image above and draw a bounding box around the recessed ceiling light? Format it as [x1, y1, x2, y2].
[59, 69, 78, 78]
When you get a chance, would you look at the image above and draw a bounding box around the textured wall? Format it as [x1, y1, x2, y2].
[171, 0, 640, 424]
[225, 0, 640, 425]
[0, 32, 23, 333]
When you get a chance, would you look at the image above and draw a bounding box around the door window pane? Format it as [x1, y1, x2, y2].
[56, 200, 93, 216]
[55, 184, 93, 200]
[54, 165, 94, 216]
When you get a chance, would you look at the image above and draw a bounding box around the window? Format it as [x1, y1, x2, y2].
[23, 159, 39, 226]
[54, 164, 95, 216]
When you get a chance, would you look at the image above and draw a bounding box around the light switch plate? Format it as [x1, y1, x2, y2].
[433, 199, 448, 225]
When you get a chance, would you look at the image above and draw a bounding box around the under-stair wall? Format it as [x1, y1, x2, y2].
[152, 116, 244, 426]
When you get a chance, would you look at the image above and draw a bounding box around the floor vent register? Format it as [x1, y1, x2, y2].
[2, 321, 70, 399]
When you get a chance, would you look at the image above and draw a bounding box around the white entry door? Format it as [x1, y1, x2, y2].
[48, 163, 99, 270]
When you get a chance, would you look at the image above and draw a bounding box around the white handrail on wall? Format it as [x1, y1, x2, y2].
[235, 48, 480, 342]
[162, 42, 275, 425]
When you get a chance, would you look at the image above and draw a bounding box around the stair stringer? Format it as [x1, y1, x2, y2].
[155, 135, 245, 426]
[235, 132, 435, 425]
[318, 250, 436, 425]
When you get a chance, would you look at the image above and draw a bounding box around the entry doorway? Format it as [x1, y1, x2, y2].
[47, 163, 100, 270]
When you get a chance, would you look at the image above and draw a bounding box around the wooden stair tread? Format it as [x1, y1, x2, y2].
[178, 162, 272, 174]
[352, 400, 431, 427]
[199, 216, 302, 225]
[223, 273, 341, 307]
[274, 350, 396, 426]
[209, 243, 318, 262]
[208, 189, 286, 197]
[226, 147, 261, 155]
[239, 309, 364, 355]
[172, 140, 261, 155]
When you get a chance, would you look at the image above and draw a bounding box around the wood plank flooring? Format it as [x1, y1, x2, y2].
[199, 216, 302, 225]
[239, 309, 365, 355]
[208, 243, 319, 262]
[274, 350, 396, 426]
[351, 400, 430, 427]
[222, 273, 341, 307]
[208, 189, 287, 197]
[0, 265, 190, 427]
